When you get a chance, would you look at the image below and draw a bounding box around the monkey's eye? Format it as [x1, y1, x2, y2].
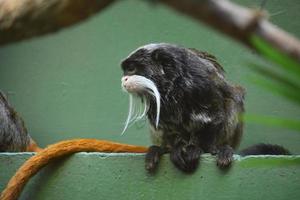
[126, 65, 137, 74]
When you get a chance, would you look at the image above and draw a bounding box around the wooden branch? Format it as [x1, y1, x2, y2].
[1, 0, 300, 63]
[160, 0, 300, 62]
[0, 0, 115, 46]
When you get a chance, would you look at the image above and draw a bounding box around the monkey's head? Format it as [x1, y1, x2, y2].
[120, 43, 184, 132]
[120, 43, 223, 133]
[121, 43, 186, 92]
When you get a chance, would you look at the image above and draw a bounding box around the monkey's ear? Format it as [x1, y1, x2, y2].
[189, 48, 225, 74]
[151, 49, 173, 65]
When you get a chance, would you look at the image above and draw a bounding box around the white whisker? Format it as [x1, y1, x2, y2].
[141, 98, 149, 118]
[121, 75, 161, 134]
[132, 98, 142, 123]
[121, 94, 134, 135]
[136, 97, 149, 120]
[121, 95, 148, 134]
[150, 87, 160, 128]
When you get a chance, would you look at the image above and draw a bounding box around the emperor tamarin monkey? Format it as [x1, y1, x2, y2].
[120, 43, 290, 173]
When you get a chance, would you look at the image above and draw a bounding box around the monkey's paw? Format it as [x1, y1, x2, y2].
[145, 145, 165, 173]
[170, 144, 202, 173]
[216, 145, 234, 169]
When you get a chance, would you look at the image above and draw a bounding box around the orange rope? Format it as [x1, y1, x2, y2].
[0, 139, 148, 200]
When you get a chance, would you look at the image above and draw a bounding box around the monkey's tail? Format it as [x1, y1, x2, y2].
[0, 139, 148, 200]
[26, 138, 43, 152]
[239, 143, 291, 156]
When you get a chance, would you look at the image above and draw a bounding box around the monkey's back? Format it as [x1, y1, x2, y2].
[220, 85, 245, 149]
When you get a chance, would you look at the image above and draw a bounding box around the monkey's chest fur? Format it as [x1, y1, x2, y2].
[147, 82, 244, 152]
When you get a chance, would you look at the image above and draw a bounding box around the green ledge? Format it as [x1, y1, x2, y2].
[0, 153, 299, 200]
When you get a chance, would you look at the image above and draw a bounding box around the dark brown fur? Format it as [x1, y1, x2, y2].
[0, 91, 30, 152]
[121, 43, 290, 174]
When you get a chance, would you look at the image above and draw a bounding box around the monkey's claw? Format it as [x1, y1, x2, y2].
[216, 145, 234, 169]
[170, 144, 202, 173]
[145, 145, 164, 173]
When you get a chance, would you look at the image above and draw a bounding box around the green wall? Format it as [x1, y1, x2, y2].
[0, 0, 299, 153]
[0, 154, 300, 200]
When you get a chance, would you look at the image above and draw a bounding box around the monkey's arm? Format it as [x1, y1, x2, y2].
[145, 145, 167, 173]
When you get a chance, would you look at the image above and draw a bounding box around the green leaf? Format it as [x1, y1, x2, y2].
[244, 114, 300, 132]
[248, 75, 300, 106]
[248, 62, 300, 91]
[250, 35, 300, 83]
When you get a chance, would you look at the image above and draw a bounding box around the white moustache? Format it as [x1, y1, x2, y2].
[121, 75, 161, 134]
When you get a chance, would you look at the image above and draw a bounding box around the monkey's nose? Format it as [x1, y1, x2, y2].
[122, 76, 129, 82]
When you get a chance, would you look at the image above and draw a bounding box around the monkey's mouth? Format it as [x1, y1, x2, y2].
[121, 75, 152, 94]
[121, 75, 161, 134]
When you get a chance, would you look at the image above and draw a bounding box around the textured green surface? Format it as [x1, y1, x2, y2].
[0, 0, 299, 152]
[0, 153, 299, 200]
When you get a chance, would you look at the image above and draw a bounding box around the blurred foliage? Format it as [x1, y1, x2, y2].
[245, 35, 300, 132]
[244, 114, 300, 132]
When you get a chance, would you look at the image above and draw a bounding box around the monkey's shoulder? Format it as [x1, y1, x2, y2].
[188, 48, 225, 75]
